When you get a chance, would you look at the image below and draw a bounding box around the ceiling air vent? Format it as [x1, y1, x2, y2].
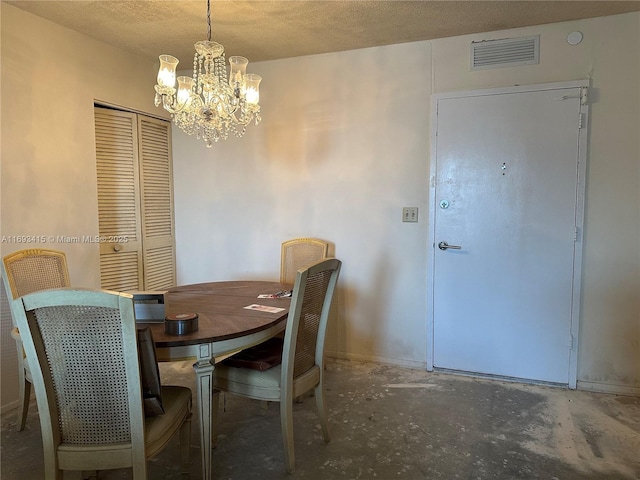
[471, 35, 539, 71]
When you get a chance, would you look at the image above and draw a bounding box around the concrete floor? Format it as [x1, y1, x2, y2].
[2, 359, 639, 479]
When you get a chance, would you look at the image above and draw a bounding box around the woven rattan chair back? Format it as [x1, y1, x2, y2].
[280, 238, 329, 285]
[10, 288, 192, 479]
[1, 248, 71, 431]
[2, 248, 70, 300]
[288, 261, 337, 378]
[32, 302, 135, 444]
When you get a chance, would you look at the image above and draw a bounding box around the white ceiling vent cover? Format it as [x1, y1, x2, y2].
[471, 35, 539, 71]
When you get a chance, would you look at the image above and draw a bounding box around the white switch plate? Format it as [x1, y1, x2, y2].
[402, 207, 418, 222]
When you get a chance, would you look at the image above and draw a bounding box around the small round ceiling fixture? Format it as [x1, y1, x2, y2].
[567, 31, 583, 45]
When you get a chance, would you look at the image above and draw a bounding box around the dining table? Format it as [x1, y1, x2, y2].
[140, 280, 292, 480]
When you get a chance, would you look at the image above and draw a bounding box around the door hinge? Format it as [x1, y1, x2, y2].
[574, 226, 580, 242]
[580, 86, 588, 105]
[568, 334, 574, 349]
[578, 113, 585, 129]
[434, 105, 438, 136]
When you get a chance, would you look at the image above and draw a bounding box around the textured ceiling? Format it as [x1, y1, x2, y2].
[6, 1, 640, 64]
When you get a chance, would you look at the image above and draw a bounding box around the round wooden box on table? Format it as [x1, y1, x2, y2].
[164, 312, 199, 335]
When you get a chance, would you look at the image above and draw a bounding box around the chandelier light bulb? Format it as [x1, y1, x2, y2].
[157, 55, 178, 90]
[229, 56, 248, 88]
[176, 76, 194, 106]
[244, 74, 262, 105]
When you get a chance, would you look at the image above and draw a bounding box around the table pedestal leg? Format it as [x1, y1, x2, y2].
[194, 354, 215, 480]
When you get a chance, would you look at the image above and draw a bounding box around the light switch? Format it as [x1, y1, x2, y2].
[402, 207, 418, 223]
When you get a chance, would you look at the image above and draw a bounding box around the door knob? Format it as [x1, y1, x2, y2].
[438, 241, 461, 251]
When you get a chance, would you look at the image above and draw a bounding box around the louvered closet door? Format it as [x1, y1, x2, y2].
[95, 108, 144, 291]
[95, 107, 175, 291]
[138, 116, 176, 290]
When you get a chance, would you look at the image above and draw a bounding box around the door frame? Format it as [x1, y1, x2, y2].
[426, 80, 589, 388]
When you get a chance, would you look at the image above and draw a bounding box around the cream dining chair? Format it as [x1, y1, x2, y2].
[280, 237, 329, 285]
[214, 258, 342, 473]
[9, 287, 192, 479]
[280, 238, 335, 389]
[278, 238, 330, 356]
[1, 248, 71, 431]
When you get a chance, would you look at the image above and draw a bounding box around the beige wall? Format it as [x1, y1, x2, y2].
[172, 41, 433, 369]
[0, 3, 166, 409]
[1, 3, 638, 412]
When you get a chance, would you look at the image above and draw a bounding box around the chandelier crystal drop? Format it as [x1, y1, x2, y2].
[154, 0, 261, 147]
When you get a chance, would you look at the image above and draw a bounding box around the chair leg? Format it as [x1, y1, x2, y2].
[180, 412, 191, 472]
[315, 384, 331, 443]
[17, 371, 30, 431]
[279, 399, 295, 473]
[211, 389, 220, 447]
[131, 459, 147, 479]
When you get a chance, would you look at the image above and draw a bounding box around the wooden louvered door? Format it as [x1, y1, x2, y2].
[95, 108, 143, 290]
[137, 115, 176, 290]
[95, 107, 175, 292]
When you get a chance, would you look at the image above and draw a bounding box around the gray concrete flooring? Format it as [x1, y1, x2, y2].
[2, 359, 639, 479]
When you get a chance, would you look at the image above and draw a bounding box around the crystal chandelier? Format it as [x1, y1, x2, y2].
[154, 0, 262, 147]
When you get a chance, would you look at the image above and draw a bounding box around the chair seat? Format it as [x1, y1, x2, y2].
[145, 386, 192, 458]
[215, 363, 322, 402]
[56, 385, 192, 471]
[222, 337, 284, 371]
[215, 364, 282, 401]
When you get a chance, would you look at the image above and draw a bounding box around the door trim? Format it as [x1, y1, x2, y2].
[426, 80, 589, 388]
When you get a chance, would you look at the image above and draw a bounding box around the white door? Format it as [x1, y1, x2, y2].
[428, 81, 588, 386]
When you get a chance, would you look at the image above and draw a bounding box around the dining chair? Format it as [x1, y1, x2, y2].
[1, 248, 71, 431]
[278, 238, 330, 364]
[214, 257, 342, 473]
[8, 287, 192, 479]
[280, 237, 329, 285]
[280, 237, 335, 395]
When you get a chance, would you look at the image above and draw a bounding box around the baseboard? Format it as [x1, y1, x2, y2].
[1, 398, 20, 415]
[326, 352, 640, 398]
[433, 367, 568, 388]
[325, 350, 427, 371]
[577, 380, 640, 397]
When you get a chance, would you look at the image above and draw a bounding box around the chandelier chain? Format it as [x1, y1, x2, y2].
[206, 0, 211, 42]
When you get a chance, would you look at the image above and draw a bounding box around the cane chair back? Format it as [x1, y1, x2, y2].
[9, 288, 191, 479]
[1, 248, 71, 431]
[280, 238, 329, 285]
[2, 248, 70, 300]
[215, 258, 341, 472]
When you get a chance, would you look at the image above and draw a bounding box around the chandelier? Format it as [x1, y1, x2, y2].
[154, 0, 262, 147]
